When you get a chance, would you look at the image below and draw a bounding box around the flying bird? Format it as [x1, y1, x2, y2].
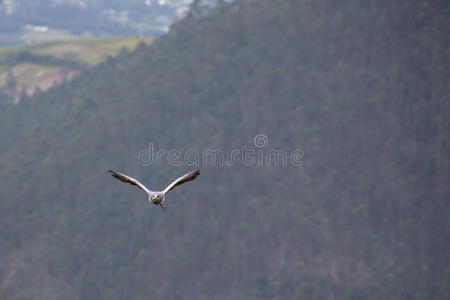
[108, 169, 200, 212]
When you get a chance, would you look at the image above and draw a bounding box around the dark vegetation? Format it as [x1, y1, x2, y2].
[0, 0, 449, 299]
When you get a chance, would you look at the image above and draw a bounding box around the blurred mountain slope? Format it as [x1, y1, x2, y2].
[0, 37, 152, 103]
[0, 0, 448, 299]
[0, 0, 197, 46]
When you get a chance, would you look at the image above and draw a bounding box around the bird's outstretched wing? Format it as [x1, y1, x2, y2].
[108, 170, 150, 194]
[163, 170, 200, 194]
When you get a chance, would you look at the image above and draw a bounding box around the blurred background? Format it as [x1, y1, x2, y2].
[0, 0, 448, 299]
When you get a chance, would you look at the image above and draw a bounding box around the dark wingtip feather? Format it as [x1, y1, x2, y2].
[108, 170, 121, 180]
[190, 170, 200, 179]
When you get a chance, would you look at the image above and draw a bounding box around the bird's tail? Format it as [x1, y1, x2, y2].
[160, 203, 166, 213]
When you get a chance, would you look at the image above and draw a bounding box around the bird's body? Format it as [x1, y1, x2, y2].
[108, 169, 200, 212]
[149, 192, 165, 205]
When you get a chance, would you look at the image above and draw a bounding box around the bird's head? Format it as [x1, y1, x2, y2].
[151, 194, 163, 204]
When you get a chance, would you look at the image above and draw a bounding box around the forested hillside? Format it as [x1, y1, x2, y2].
[0, 0, 449, 299]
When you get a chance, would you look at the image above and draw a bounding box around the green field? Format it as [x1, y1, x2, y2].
[0, 36, 152, 66]
[0, 37, 152, 103]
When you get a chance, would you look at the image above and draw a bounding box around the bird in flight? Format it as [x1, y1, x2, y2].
[108, 169, 200, 212]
